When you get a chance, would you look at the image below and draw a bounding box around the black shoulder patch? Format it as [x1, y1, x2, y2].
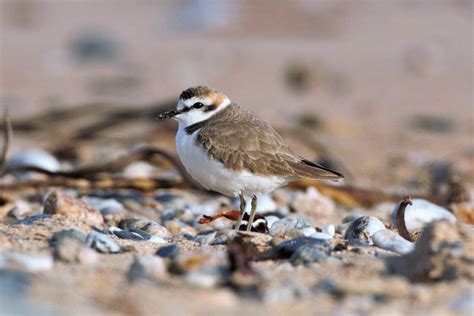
[185, 119, 208, 135]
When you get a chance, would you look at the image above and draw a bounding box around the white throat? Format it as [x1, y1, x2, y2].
[174, 97, 231, 128]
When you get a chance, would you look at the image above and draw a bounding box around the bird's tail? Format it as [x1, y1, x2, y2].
[289, 159, 344, 181]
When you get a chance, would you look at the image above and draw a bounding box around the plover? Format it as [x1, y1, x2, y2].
[157, 86, 343, 231]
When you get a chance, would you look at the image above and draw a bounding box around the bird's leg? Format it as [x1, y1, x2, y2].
[234, 194, 246, 230]
[246, 195, 257, 232]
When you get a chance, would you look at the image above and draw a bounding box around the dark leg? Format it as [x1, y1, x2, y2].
[234, 194, 246, 230]
[246, 195, 257, 232]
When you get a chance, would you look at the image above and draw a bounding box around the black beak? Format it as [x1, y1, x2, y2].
[156, 109, 179, 120]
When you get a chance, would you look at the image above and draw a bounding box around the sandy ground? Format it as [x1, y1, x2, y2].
[0, 1, 473, 315]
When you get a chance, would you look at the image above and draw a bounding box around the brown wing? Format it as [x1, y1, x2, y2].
[196, 104, 343, 181]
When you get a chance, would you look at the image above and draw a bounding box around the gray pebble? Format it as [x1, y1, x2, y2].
[194, 231, 217, 245]
[13, 214, 52, 225]
[127, 255, 166, 283]
[86, 231, 122, 253]
[273, 237, 330, 259]
[289, 244, 329, 266]
[156, 244, 180, 259]
[269, 218, 316, 238]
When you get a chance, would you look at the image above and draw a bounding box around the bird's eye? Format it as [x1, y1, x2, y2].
[193, 102, 204, 109]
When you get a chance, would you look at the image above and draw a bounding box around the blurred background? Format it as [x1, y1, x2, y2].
[0, 0, 472, 187]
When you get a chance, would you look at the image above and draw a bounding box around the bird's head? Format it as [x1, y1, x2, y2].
[157, 86, 231, 126]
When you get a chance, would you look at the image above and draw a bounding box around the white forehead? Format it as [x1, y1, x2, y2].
[177, 97, 214, 111]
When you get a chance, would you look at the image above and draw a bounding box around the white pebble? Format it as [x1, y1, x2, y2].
[373, 229, 415, 255]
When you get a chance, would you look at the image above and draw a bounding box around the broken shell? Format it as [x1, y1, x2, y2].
[343, 216, 385, 245]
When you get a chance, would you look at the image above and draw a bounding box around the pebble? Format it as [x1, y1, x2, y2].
[269, 218, 317, 238]
[261, 278, 311, 303]
[123, 161, 156, 178]
[308, 232, 333, 240]
[322, 224, 336, 237]
[372, 229, 415, 255]
[165, 219, 197, 238]
[156, 244, 180, 259]
[51, 229, 87, 245]
[8, 149, 61, 172]
[43, 190, 104, 227]
[184, 271, 220, 289]
[148, 236, 167, 244]
[289, 187, 335, 223]
[289, 244, 329, 266]
[85, 230, 122, 253]
[194, 231, 217, 245]
[0, 253, 53, 272]
[343, 216, 385, 245]
[391, 198, 457, 231]
[272, 237, 331, 259]
[107, 227, 146, 241]
[6, 200, 35, 219]
[142, 222, 172, 239]
[13, 214, 52, 225]
[127, 255, 166, 283]
[82, 196, 125, 225]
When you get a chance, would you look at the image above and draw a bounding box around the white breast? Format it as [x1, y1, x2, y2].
[176, 127, 286, 197]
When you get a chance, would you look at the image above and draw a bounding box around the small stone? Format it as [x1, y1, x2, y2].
[43, 190, 104, 227]
[372, 229, 414, 255]
[0, 253, 53, 272]
[8, 149, 61, 172]
[85, 230, 122, 253]
[13, 214, 52, 225]
[194, 231, 217, 245]
[322, 224, 336, 237]
[269, 218, 316, 238]
[148, 236, 167, 244]
[165, 219, 197, 237]
[156, 244, 179, 259]
[6, 200, 35, 219]
[184, 271, 220, 289]
[51, 229, 86, 245]
[272, 237, 330, 259]
[289, 187, 335, 224]
[53, 237, 84, 263]
[343, 216, 385, 245]
[82, 197, 126, 226]
[143, 222, 172, 239]
[308, 232, 333, 240]
[127, 255, 166, 283]
[261, 278, 311, 303]
[107, 227, 146, 241]
[289, 244, 329, 266]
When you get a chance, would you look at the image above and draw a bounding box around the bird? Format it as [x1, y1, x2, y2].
[157, 86, 343, 232]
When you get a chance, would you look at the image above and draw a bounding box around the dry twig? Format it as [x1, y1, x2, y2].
[396, 196, 414, 242]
